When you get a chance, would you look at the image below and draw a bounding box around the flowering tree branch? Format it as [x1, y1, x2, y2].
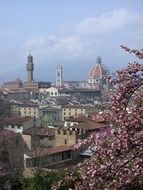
[52, 46, 143, 190]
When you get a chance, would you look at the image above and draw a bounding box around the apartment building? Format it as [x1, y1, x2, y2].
[11, 103, 39, 118]
[62, 105, 86, 121]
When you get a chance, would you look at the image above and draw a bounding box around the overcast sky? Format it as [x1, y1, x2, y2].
[0, 0, 143, 83]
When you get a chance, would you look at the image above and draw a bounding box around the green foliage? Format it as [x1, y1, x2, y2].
[22, 168, 65, 190]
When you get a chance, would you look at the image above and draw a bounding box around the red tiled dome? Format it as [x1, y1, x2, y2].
[89, 57, 108, 79]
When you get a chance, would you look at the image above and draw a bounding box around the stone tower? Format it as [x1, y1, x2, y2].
[26, 54, 34, 83]
[56, 65, 63, 87]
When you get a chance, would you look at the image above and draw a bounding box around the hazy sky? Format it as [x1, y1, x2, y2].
[0, 0, 143, 83]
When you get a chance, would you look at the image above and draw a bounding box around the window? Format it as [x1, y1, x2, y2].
[0, 151, 9, 162]
[64, 139, 67, 144]
[57, 129, 61, 134]
[49, 136, 53, 140]
[62, 151, 71, 160]
[63, 130, 66, 135]
[64, 112, 66, 115]
[15, 139, 19, 146]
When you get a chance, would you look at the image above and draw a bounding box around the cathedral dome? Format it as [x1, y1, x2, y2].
[88, 57, 108, 80]
[13, 78, 23, 86]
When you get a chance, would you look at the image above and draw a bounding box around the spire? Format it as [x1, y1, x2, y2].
[96, 56, 102, 64]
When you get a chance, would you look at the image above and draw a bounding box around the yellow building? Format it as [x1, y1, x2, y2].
[62, 105, 86, 121]
[11, 103, 39, 118]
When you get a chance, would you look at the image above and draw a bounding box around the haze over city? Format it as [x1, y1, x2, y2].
[0, 0, 143, 83]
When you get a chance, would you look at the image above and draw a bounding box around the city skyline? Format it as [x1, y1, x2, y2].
[0, 0, 143, 83]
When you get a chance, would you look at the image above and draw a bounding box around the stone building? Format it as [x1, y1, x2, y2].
[22, 126, 55, 150]
[3, 116, 33, 134]
[54, 128, 77, 147]
[23, 54, 51, 91]
[39, 105, 62, 125]
[25, 145, 76, 168]
[56, 65, 63, 87]
[0, 130, 24, 182]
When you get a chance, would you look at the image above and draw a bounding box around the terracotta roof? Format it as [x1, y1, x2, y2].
[23, 127, 55, 137]
[0, 87, 13, 94]
[3, 116, 32, 126]
[29, 146, 73, 158]
[89, 113, 107, 122]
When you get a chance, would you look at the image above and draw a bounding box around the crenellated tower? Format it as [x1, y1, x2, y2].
[26, 54, 34, 83]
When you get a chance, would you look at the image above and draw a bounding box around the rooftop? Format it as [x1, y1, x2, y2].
[29, 145, 73, 158]
[70, 120, 107, 130]
[3, 116, 32, 126]
[23, 127, 55, 137]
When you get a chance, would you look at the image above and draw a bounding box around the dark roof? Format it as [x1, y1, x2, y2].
[29, 146, 73, 158]
[60, 88, 100, 93]
[65, 116, 87, 123]
[10, 101, 38, 107]
[23, 127, 55, 137]
[62, 105, 86, 109]
[70, 120, 107, 130]
[0, 129, 21, 144]
[18, 103, 38, 107]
